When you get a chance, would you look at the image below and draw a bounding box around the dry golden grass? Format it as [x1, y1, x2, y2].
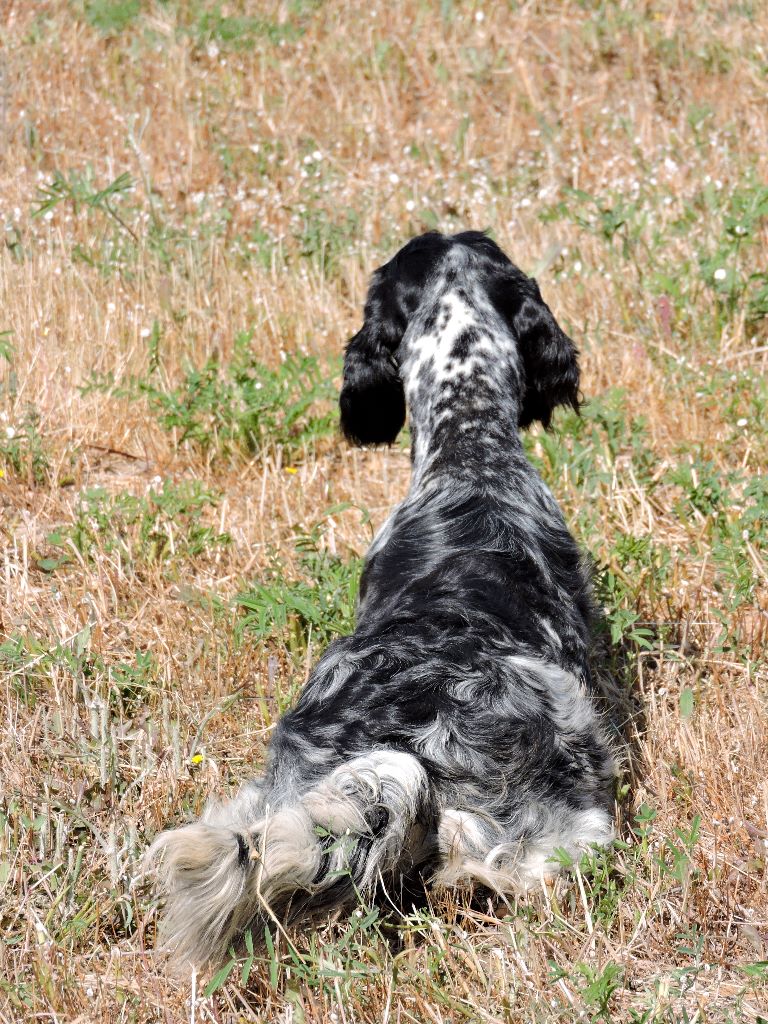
[1, 1, 767, 1020]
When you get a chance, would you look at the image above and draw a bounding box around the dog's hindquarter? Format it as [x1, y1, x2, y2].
[344, 472, 616, 889]
[277, 559, 616, 893]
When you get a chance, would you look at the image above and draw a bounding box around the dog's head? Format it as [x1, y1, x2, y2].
[339, 231, 580, 445]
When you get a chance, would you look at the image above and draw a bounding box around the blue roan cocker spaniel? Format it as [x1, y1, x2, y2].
[150, 231, 617, 965]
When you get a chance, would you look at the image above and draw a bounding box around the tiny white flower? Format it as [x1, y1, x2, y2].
[713, 268, 727, 281]
[206, 43, 219, 59]
[573, 260, 582, 273]
[475, 10, 485, 21]
[140, 327, 151, 338]
[405, 199, 415, 212]
[737, 417, 748, 427]
[44, 210, 54, 221]
[107, 302, 116, 314]
[303, 154, 312, 165]
[312, 150, 323, 161]
[388, 172, 400, 185]
[5, 426, 15, 439]
[715, 179, 723, 190]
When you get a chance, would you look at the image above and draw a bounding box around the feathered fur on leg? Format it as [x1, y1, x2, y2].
[149, 750, 429, 965]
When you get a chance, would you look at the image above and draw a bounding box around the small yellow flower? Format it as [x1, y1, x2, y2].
[285, 466, 298, 475]
[190, 753, 204, 765]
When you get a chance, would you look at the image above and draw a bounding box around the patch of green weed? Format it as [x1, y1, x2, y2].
[42, 479, 230, 572]
[141, 334, 337, 459]
[697, 181, 768, 324]
[293, 207, 361, 278]
[0, 405, 50, 484]
[236, 535, 361, 667]
[81, 0, 140, 34]
[531, 389, 657, 497]
[195, 9, 304, 49]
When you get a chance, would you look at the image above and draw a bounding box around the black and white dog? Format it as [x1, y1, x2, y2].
[151, 231, 616, 965]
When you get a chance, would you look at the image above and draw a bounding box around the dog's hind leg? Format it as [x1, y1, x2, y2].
[433, 805, 614, 895]
[148, 750, 430, 966]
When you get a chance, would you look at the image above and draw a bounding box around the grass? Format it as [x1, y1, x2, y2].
[1, 0, 767, 1020]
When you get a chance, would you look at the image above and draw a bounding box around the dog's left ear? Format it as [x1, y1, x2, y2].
[339, 270, 407, 446]
[493, 274, 580, 429]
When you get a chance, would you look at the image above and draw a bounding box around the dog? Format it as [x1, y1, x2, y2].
[150, 230, 617, 966]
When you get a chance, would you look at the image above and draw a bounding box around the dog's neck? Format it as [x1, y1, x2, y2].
[399, 286, 524, 487]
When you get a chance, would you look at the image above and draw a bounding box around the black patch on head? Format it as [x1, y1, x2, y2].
[451, 328, 476, 362]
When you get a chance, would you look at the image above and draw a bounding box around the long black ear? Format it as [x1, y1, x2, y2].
[496, 275, 580, 429]
[339, 271, 407, 446]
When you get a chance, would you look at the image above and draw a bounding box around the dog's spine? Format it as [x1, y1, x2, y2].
[149, 750, 429, 965]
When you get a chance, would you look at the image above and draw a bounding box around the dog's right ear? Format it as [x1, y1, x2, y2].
[487, 268, 580, 430]
[339, 272, 406, 446]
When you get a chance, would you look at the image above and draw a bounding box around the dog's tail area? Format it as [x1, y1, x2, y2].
[148, 750, 429, 966]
